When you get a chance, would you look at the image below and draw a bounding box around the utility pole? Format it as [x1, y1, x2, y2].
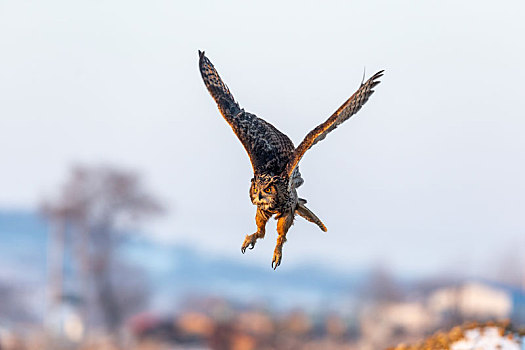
[44, 208, 66, 333]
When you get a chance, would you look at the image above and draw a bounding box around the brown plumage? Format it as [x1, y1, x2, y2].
[199, 51, 294, 176]
[284, 70, 384, 181]
[199, 50, 383, 269]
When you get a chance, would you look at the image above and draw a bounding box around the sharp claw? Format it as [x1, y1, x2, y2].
[242, 235, 257, 254]
[272, 253, 281, 270]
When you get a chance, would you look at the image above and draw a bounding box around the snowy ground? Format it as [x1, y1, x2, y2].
[390, 323, 524, 350]
[451, 327, 522, 350]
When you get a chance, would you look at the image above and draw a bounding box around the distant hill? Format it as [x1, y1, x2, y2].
[0, 211, 48, 283]
[0, 210, 366, 312]
[1, 210, 523, 325]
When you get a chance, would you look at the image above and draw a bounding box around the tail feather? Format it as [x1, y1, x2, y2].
[296, 200, 327, 232]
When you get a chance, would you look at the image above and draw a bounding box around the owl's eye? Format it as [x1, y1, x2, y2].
[264, 187, 272, 193]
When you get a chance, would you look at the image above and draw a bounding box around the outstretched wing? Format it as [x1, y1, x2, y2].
[199, 51, 295, 175]
[284, 70, 384, 179]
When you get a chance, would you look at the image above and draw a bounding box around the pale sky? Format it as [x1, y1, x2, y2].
[0, 0, 524, 277]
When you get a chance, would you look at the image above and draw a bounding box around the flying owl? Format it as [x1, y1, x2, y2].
[199, 51, 383, 269]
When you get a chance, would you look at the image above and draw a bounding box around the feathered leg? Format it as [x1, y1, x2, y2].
[241, 208, 271, 253]
[296, 199, 327, 232]
[272, 211, 294, 270]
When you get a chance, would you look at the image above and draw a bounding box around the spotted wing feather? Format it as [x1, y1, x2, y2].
[199, 51, 295, 176]
[284, 70, 384, 179]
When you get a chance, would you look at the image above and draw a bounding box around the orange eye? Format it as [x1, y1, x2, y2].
[265, 187, 272, 193]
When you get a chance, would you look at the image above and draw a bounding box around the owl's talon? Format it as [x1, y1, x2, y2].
[271, 249, 282, 270]
[241, 234, 258, 254]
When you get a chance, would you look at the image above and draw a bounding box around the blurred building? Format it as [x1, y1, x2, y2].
[359, 301, 438, 349]
[428, 282, 512, 320]
[357, 281, 517, 349]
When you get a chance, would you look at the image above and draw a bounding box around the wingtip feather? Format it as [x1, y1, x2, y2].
[372, 70, 385, 79]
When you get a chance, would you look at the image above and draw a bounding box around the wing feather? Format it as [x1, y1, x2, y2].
[199, 51, 295, 175]
[284, 70, 384, 179]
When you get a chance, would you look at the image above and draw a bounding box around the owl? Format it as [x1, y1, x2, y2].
[199, 51, 383, 269]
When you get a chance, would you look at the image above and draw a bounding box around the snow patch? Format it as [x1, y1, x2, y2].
[451, 327, 521, 350]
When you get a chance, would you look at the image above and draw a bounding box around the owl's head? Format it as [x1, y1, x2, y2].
[250, 175, 282, 210]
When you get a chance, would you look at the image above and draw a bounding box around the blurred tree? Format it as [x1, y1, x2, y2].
[0, 283, 37, 324]
[42, 165, 164, 334]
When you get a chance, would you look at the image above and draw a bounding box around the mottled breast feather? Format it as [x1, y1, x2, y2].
[199, 51, 295, 176]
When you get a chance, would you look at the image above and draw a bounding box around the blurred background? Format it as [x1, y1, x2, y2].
[0, 1, 524, 349]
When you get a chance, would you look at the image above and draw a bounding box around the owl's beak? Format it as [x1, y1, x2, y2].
[258, 192, 263, 201]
